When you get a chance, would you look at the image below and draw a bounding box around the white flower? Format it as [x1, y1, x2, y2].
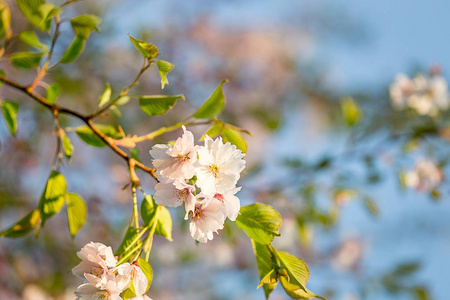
[195, 136, 245, 195]
[150, 126, 197, 181]
[202, 187, 242, 221]
[189, 198, 227, 243]
[390, 74, 414, 110]
[75, 271, 127, 300]
[72, 242, 117, 279]
[154, 179, 197, 218]
[116, 263, 148, 297]
[405, 159, 443, 191]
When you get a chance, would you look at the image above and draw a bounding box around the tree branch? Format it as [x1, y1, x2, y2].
[0, 74, 157, 180]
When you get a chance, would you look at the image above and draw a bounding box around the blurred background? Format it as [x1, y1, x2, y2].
[1, 0, 450, 299]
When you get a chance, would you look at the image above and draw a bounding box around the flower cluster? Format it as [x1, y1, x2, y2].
[389, 72, 449, 116]
[405, 159, 443, 192]
[150, 126, 246, 243]
[72, 242, 152, 300]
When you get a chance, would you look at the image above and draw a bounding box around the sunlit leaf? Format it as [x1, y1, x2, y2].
[138, 258, 153, 290]
[0, 209, 40, 238]
[277, 251, 309, 293]
[98, 83, 111, 108]
[138, 94, 184, 116]
[279, 276, 324, 300]
[10, 52, 43, 69]
[61, 131, 73, 162]
[129, 34, 158, 60]
[38, 170, 67, 224]
[60, 37, 85, 64]
[19, 30, 47, 50]
[1, 101, 18, 136]
[38, 2, 61, 21]
[141, 195, 156, 225]
[0, 1, 11, 40]
[193, 80, 228, 119]
[66, 193, 86, 237]
[46, 83, 60, 104]
[75, 124, 120, 148]
[71, 14, 100, 39]
[115, 226, 140, 256]
[16, 0, 51, 31]
[340, 97, 363, 126]
[236, 204, 282, 245]
[251, 240, 278, 299]
[155, 206, 172, 241]
[156, 60, 174, 89]
[222, 125, 247, 153]
[200, 120, 224, 141]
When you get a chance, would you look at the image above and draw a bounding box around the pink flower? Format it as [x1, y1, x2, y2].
[195, 136, 245, 195]
[75, 270, 128, 300]
[116, 262, 148, 297]
[189, 198, 227, 243]
[72, 242, 117, 279]
[150, 126, 197, 180]
[154, 179, 196, 218]
[210, 186, 241, 221]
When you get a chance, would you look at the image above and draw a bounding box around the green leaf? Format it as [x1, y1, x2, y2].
[155, 205, 172, 241]
[1, 101, 19, 136]
[138, 94, 184, 116]
[60, 37, 85, 64]
[38, 2, 61, 22]
[10, 52, 43, 69]
[340, 97, 363, 126]
[66, 193, 87, 237]
[156, 60, 174, 89]
[98, 83, 111, 108]
[0, 209, 40, 238]
[138, 258, 153, 290]
[16, 0, 51, 31]
[193, 80, 228, 119]
[128, 34, 158, 60]
[75, 124, 120, 148]
[115, 226, 140, 256]
[279, 276, 324, 300]
[38, 170, 67, 224]
[71, 14, 100, 40]
[235, 203, 282, 245]
[277, 251, 309, 293]
[222, 126, 247, 153]
[0, 1, 11, 40]
[141, 195, 156, 225]
[46, 83, 60, 104]
[200, 120, 224, 141]
[251, 240, 278, 299]
[61, 132, 73, 162]
[18, 30, 47, 50]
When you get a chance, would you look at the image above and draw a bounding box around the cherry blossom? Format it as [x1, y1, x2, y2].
[405, 159, 443, 191]
[154, 179, 196, 218]
[150, 126, 198, 180]
[75, 271, 128, 300]
[389, 74, 414, 110]
[189, 198, 227, 243]
[72, 242, 117, 279]
[116, 262, 148, 297]
[202, 186, 242, 221]
[195, 135, 245, 195]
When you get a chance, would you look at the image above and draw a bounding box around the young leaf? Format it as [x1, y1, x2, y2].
[46, 83, 60, 104]
[0, 209, 40, 238]
[60, 37, 85, 64]
[115, 226, 140, 256]
[75, 124, 120, 148]
[38, 2, 61, 22]
[61, 132, 73, 162]
[138, 258, 153, 290]
[235, 203, 282, 245]
[98, 83, 111, 108]
[66, 193, 87, 237]
[251, 240, 278, 299]
[193, 80, 228, 119]
[128, 34, 158, 60]
[155, 206, 173, 241]
[10, 52, 43, 69]
[340, 97, 363, 126]
[1, 101, 19, 136]
[16, 0, 51, 31]
[156, 60, 174, 89]
[141, 195, 156, 225]
[277, 251, 310, 293]
[138, 94, 184, 116]
[71, 15, 101, 40]
[0, 1, 11, 40]
[38, 170, 67, 224]
[222, 126, 248, 153]
[279, 276, 324, 300]
[200, 120, 224, 141]
[18, 30, 47, 50]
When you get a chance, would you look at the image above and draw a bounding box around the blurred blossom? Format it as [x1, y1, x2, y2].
[405, 159, 443, 192]
[332, 239, 364, 271]
[390, 72, 450, 116]
[22, 284, 51, 300]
